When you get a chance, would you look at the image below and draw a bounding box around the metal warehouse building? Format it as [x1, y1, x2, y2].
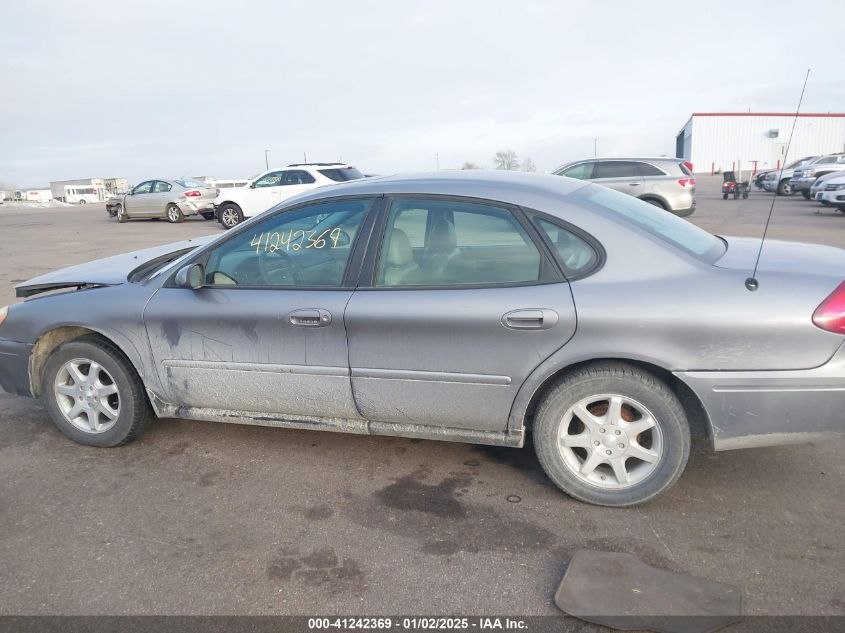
[676, 112, 845, 174]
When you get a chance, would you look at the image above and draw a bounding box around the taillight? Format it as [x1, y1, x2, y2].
[184, 190, 201, 197]
[678, 178, 696, 188]
[812, 281, 845, 334]
[683, 161, 694, 173]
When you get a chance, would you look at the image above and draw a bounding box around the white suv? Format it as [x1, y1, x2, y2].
[214, 163, 365, 229]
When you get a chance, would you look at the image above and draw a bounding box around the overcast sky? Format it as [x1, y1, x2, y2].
[2, 0, 844, 187]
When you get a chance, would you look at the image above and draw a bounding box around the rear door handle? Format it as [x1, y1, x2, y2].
[502, 309, 559, 331]
[288, 309, 332, 327]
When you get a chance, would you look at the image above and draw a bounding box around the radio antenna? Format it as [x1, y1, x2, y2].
[745, 68, 811, 292]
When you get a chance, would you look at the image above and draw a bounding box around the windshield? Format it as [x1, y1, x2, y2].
[317, 167, 365, 182]
[175, 179, 212, 189]
[577, 186, 726, 263]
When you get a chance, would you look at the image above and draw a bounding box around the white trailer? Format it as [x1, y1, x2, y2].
[25, 189, 53, 202]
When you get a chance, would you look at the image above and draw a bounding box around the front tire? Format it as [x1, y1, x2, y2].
[533, 362, 690, 507]
[801, 190, 811, 200]
[777, 179, 792, 196]
[218, 203, 243, 229]
[166, 204, 184, 223]
[41, 336, 151, 447]
[117, 206, 128, 223]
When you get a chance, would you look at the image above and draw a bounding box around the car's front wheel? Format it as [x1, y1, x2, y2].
[218, 203, 243, 229]
[41, 336, 151, 447]
[117, 206, 128, 223]
[777, 179, 792, 195]
[533, 362, 690, 506]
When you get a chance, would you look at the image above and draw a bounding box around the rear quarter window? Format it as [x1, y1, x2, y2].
[639, 162, 668, 176]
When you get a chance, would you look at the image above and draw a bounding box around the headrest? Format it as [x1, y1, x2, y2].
[386, 229, 413, 266]
[429, 219, 457, 251]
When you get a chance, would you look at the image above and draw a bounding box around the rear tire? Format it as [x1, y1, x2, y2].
[41, 336, 151, 447]
[201, 211, 215, 220]
[777, 179, 792, 196]
[78, 199, 87, 205]
[218, 203, 243, 229]
[533, 362, 690, 507]
[166, 204, 184, 223]
[801, 190, 811, 200]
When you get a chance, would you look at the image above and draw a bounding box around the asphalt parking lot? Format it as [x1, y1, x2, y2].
[0, 177, 843, 620]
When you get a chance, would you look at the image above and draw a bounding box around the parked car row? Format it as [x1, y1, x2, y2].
[105, 159, 697, 231]
[757, 153, 845, 201]
[106, 163, 366, 227]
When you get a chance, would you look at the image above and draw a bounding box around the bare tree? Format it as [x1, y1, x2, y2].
[493, 150, 520, 171]
[522, 157, 536, 172]
[461, 162, 481, 170]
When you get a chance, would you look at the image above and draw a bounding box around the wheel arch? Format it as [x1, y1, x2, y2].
[512, 357, 712, 445]
[637, 194, 669, 210]
[29, 325, 151, 400]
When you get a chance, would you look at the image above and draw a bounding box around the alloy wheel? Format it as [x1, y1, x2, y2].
[53, 358, 121, 434]
[557, 394, 663, 489]
[221, 208, 239, 228]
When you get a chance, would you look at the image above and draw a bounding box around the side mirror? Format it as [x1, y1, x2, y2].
[174, 263, 205, 290]
[249, 182, 256, 189]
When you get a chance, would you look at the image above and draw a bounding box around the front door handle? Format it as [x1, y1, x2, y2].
[628, 182, 642, 186]
[501, 309, 559, 331]
[288, 308, 332, 327]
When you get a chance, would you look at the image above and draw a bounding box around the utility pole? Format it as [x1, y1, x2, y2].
[593, 138, 597, 158]
[264, 149, 269, 170]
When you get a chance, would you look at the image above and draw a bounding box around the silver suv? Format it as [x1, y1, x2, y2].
[553, 158, 696, 216]
[791, 154, 845, 199]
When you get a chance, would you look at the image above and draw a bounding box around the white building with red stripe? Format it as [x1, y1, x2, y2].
[676, 112, 845, 174]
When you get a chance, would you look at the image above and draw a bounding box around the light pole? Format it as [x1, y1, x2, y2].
[593, 138, 597, 158]
[264, 149, 269, 170]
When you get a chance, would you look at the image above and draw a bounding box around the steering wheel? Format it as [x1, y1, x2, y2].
[257, 248, 303, 285]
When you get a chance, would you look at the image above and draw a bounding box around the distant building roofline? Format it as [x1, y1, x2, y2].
[691, 112, 845, 117]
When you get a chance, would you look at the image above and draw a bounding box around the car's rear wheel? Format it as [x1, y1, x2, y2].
[777, 179, 792, 195]
[166, 204, 184, 223]
[533, 362, 690, 506]
[201, 211, 215, 220]
[218, 203, 243, 229]
[78, 199, 87, 205]
[41, 336, 151, 447]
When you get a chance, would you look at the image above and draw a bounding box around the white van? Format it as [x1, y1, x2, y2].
[64, 184, 106, 204]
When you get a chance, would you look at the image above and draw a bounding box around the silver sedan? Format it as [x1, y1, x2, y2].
[1, 171, 844, 506]
[113, 178, 218, 223]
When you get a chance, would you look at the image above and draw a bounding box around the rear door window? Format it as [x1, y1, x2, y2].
[376, 198, 542, 287]
[153, 181, 172, 193]
[283, 170, 316, 185]
[593, 161, 640, 179]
